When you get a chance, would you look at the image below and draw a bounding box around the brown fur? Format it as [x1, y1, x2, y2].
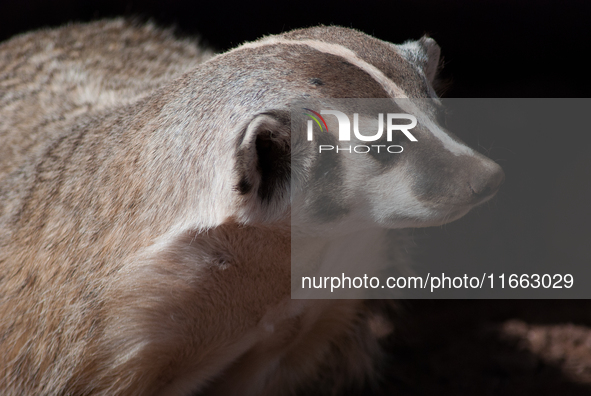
[0, 19, 213, 180]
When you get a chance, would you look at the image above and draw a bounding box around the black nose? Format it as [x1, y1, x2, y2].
[468, 161, 505, 202]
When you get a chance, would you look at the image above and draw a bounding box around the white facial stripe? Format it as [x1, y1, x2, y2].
[228, 37, 475, 157]
[235, 37, 408, 98]
[397, 101, 476, 156]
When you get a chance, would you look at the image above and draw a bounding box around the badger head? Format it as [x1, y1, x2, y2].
[229, 26, 503, 235]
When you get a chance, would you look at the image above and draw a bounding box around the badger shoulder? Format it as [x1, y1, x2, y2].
[0, 18, 214, 180]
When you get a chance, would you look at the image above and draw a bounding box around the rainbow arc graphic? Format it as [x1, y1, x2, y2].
[303, 108, 328, 133]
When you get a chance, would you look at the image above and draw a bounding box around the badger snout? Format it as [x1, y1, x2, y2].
[467, 158, 505, 204]
[408, 149, 504, 220]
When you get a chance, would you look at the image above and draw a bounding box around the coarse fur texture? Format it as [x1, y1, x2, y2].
[0, 19, 503, 395]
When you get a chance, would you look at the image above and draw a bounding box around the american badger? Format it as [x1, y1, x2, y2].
[0, 19, 504, 395]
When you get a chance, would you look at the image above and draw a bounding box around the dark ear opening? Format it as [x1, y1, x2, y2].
[235, 111, 291, 207]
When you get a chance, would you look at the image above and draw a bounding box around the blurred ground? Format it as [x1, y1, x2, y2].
[373, 300, 591, 395]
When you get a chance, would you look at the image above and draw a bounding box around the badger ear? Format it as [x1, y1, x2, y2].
[419, 36, 441, 83]
[235, 111, 291, 216]
[398, 36, 441, 83]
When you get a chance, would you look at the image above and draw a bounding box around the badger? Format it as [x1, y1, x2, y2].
[0, 19, 503, 395]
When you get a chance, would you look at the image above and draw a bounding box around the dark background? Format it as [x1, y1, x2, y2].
[2, 0, 591, 394]
[2, 0, 589, 98]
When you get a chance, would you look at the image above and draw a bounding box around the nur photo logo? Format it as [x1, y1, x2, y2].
[303, 108, 418, 154]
